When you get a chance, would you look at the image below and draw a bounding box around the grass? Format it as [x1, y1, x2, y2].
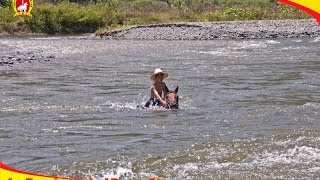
[0, 0, 312, 36]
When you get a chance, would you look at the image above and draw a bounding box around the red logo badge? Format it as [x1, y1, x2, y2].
[13, 0, 33, 17]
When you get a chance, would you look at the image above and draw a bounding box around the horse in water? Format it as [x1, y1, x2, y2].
[165, 86, 179, 109]
[144, 86, 179, 109]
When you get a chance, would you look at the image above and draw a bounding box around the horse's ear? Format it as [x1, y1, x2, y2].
[174, 86, 179, 94]
[165, 85, 169, 93]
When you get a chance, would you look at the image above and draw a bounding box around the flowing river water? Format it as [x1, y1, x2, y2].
[1, 37, 320, 179]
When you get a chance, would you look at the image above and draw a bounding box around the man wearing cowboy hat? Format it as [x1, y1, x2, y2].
[145, 68, 169, 108]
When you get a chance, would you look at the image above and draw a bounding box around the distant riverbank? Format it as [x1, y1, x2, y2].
[0, 0, 312, 36]
[97, 19, 320, 40]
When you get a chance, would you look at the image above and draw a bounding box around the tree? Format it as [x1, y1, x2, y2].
[0, 0, 11, 7]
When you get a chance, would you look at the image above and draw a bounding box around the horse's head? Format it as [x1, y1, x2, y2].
[165, 86, 179, 109]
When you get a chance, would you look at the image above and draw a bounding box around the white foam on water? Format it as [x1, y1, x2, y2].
[0, 107, 16, 112]
[266, 40, 280, 44]
[103, 101, 139, 111]
[204, 161, 231, 170]
[145, 161, 231, 179]
[172, 162, 199, 176]
[307, 167, 320, 173]
[281, 46, 302, 50]
[303, 102, 320, 109]
[105, 100, 170, 111]
[29, 37, 62, 40]
[236, 41, 269, 49]
[1, 97, 14, 102]
[57, 125, 103, 130]
[312, 37, 320, 42]
[193, 43, 268, 56]
[273, 136, 308, 146]
[198, 48, 228, 56]
[251, 146, 320, 167]
[273, 139, 292, 146]
[292, 39, 302, 43]
[103, 93, 195, 111]
[0, 102, 104, 113]
[87, 165, 134, 180]
[178, 96, 196, 110]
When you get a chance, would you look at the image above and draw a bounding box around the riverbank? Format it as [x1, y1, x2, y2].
[97, 19, 320, 40]
[0, 0, 312, 36]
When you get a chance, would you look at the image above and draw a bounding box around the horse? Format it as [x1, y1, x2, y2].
[144, 86, 179, 109]
[17, 3, 28, 12]
[165, 86, 179, 109]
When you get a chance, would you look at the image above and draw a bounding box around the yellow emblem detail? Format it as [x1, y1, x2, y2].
[277, 0, 320, 23]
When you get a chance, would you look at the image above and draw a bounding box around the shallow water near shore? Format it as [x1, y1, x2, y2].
[1, 37, 320, 179]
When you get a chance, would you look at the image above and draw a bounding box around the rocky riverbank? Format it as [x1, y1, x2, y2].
[98, 19, 320, 40]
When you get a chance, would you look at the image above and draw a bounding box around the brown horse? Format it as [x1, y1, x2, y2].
[165, 86, 179, 109]
[144, 86, 179, 109]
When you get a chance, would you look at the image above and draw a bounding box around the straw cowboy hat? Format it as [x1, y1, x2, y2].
[150, 68, 168, 82]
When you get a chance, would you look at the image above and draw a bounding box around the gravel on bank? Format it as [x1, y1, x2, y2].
[98, 19, 320, 40]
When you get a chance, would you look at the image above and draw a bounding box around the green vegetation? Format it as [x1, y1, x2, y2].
[0, 0, 311, 36]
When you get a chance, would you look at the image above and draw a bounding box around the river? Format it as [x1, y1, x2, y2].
[1, 37, 320, 179]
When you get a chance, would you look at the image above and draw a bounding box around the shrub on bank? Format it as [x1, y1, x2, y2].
[23, 2, 124, 34]
[206, 5, 310, 21]
[207, 7, 264, 21]
[0, 7, 27, 35]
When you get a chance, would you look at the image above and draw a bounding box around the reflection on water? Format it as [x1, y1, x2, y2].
[0, 37, 320, 179]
